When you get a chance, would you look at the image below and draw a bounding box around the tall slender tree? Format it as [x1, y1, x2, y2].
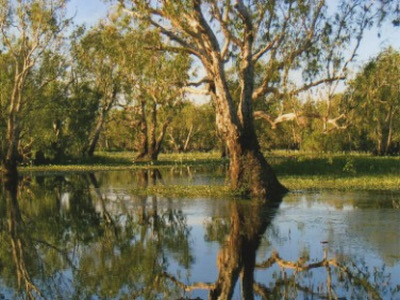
[71, 24, 124, 157]
[0, 0, 69, 175]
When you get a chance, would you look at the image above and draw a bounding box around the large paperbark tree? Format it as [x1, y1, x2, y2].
[117, 0, 393, 197]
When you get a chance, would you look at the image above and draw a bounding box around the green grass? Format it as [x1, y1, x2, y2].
[18, 151, 227, 172]
[280, 175, 400, 191]
[270, 154, 399, 177]
[268, 152, 399, 191]
[16, 151, 400, 192]
[131, 184, 233, 199]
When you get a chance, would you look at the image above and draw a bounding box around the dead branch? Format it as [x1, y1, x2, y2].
[254, 111, 298, 129]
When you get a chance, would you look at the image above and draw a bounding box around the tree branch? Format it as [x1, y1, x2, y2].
[294, 76, 346, 95]
[120, 6, 203, 59]
[210, 1, 242, 50]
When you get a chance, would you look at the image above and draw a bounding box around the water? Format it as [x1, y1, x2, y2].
[0, 168, 399, 299]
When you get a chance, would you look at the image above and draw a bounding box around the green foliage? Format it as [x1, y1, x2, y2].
[20, 70, 101, 163]
[252, 48, 399, 155]
[99, 109, 137, 151]
[344, 48, 400, 155]
[0, 0, 70, 169]
[166, 102, 217, 152]
[342, 157, 356, 175]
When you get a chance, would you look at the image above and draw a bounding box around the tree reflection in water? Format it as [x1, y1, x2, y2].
[3, 176, 42, 299]
[79, 169, 193, 298]
[167, 196, 397, 300]
[0, 171, 398, 299]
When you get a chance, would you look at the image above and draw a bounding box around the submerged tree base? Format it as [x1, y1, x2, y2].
[2, 161, 19, 182]
[229, 149, 288, 199]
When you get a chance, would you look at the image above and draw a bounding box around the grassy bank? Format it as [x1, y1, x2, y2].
[19, 151, 226, 172]
[16, 151, 400, 192]
[269, 153, 400, 191]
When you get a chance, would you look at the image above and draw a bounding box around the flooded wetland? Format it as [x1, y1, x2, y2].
[0, 167, 399, 299]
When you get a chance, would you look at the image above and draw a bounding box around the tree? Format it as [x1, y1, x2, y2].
[345, 48, 400, 155]
[0, 0, 70, 175]
[134, 50, 190, 161]
[70, 24, 124, 157]
[21, 51, 72, 163]
[116, 0, 394, 197]
[117, 29, 191, 161]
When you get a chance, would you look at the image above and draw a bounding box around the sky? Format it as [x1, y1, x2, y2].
[67, 0, 111, 27]
[67, 0, 399, 66]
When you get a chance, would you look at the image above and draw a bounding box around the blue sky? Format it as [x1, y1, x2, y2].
[67, 0, 111, 26]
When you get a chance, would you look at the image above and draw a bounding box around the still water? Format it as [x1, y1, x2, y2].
[0, 168, 399, 299]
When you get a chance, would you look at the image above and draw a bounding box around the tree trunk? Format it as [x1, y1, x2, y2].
[136, 100, 148, 160]
[212, 72, 287, 197]
[86, 113, 105, 157]
[148, 101, 157, 160]
[183, 124, 194, 152]
[4, 109, 20, 176]
[199, 15, 286, 198]
[4, 69, 25, 176]
[384, 107, 394, 155]
[227, 129, 287, 197]
[150, 120, 169, 161]
[376, 120, 383, 156]
[3, 47, 32, 176]
[137, 100, 169, 162]
[209, 200, 281, 299]
[86, 90, 117, 157]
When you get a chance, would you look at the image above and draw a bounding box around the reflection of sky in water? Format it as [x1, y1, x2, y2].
[1, 170, 399, 299]
[151, 191, 400, 299]
[88, 172, 400, 299]
[87, 175, 400, 299]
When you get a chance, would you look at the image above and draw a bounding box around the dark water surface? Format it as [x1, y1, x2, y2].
[0, 168, 399, 299]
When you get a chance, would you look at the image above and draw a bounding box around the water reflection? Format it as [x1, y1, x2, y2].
[0, 170, 399, 299]
[2, 177, 42, 299]
[206, 199, 281, 299]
